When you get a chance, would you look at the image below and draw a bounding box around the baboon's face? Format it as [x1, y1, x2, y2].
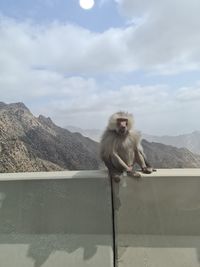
[116, 118, 128, 135]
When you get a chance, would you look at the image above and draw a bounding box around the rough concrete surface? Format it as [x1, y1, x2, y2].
[1, 169, 200, 267]
[114, 170, 200, 267]
[0, 171, 113, 267]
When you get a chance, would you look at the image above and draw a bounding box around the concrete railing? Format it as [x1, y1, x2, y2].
[0, 169, 200, 267]
[114, 169, 200, 267]
[0, 170, 113, 267]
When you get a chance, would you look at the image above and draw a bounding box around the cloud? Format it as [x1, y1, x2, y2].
[0, 12, 200, 135]
[1, 1, 200, 77]
[32, 81, 200, 135]
[176, 86, 200, 102]
[114, 0, 200, 74]
[0, 16, 135, 75]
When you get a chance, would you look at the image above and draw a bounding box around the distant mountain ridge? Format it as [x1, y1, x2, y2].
[1, 102, 200, 173]
[142, 140, 200, 168]
[65, 125, 102, 142]
[66, 125, 200, 168]
[143, 131, 200, 155]
[66, 125, 200, 156]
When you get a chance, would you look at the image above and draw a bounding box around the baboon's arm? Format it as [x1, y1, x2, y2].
[135, 147, 147, 169]
[113, 151, 131, 171]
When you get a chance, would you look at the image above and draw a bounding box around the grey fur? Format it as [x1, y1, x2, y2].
[100, 111, 153, 182]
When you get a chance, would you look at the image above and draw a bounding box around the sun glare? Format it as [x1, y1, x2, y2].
[79, 0, 95, 10]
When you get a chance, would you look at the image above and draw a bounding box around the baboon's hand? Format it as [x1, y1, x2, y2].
[126, 165, 133, 172]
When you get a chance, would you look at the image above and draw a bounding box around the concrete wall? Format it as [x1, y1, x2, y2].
[114, 169, 200, 267]
[1, 169, 200, 267]
[0, 170, 113, 267]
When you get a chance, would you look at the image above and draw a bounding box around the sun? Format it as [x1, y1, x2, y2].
[79, 0, 95, 10]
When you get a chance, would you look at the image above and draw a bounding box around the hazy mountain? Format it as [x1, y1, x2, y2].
[66, 125, 200, 168]
[1, 102, 200, 173]
[142, 140, 200, 168]
[65, 124, 200, 168]
[0, 102, 100, 173]
[66, 125, 102, 142]
[66, 126, 200, 156]
[65, 126, 200, 168]
[143, 131, 200, 155]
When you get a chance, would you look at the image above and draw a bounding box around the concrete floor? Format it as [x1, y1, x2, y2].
[118, 235, 200, 267]
[0, 234, 113, 267]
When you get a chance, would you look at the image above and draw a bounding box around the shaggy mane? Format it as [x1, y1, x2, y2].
[107, 111, 134, 131]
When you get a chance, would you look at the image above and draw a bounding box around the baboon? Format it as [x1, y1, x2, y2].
[100, 111, 153, 182]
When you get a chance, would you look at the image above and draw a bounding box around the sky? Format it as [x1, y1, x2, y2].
[0, 0, 200, 135]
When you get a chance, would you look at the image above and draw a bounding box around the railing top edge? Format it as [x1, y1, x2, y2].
[0, 170, 107, 181]
[0, 169, 199, 181]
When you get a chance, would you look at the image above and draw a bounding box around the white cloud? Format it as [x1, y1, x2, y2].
[1, 11, 200, 135]
[1, 2, 200, 77]
[32, 82, 200, 135]
[114, 0, 200, 74]
[0, 17, 134, 75]
[176, 86, 200, 102]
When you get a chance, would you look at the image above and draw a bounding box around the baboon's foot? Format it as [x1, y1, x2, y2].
[112, 175, 121, 183]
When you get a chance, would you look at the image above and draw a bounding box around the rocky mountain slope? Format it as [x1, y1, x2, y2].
[65, 125, 101, 142]
[142, 140, 200, 168]
[0, 102, 100, 172]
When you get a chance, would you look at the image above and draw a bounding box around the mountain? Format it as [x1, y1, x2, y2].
[143, 131, 200, 155]
[1, 102, 200, 173]
[65, 126, 102, 142]
[142, 139, 200, 168]
[65, 126, 200, 168]
[65, 125, 200, 168]
[0, 102, 100, 172]
[66, 126, 200, 156]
